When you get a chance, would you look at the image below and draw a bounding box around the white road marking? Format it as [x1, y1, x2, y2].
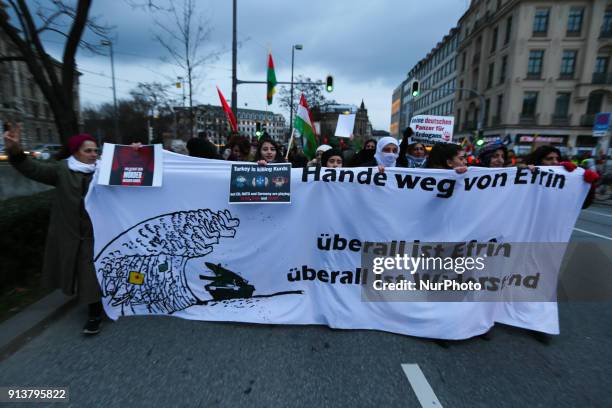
[583, 210, 612, 218]
[401, 364, 443, 408]
[573, 228, 612, 241]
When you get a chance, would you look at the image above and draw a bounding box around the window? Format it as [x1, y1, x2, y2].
[461, 52, 467, 71]
[554, 93, 571, 118]
[587, 92, 604, 114]
[567, 7, 584, 35]
[560, 50, 577, 78]
[459, 80, 464, 99]
[491, 27, 498, 53]
[595, 56, 609, 74]
[484, 98, 491, 126]
[496, 94, 503, 119]
[533, 8, 550, 36]
[527, 50, 544, 78]
[487, 63, 495, 88]
[602, 8, 612, 37]
[500, 55, 508, 83]
[505, 16, 513, 44]
[521, 91, 538, 117]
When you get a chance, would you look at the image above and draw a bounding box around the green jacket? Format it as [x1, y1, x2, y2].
[10, 153, 101, 304]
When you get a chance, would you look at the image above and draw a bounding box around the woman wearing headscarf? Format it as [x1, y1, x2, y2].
[307, 144, 332, 167]
[350, 138, 377, 167]
[358, 136, 401, 172]
[3, 124, 105, 335]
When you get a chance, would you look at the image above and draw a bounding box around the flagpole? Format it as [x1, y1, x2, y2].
[285, 128, 296, 161]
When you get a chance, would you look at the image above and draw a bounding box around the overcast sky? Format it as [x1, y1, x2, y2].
[38, 0, 468, 131]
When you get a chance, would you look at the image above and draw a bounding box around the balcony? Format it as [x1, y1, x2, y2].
[519, 113, 539, 125]
[581, 114, 596, 127]
[592, 72, 612, 84]
[552, 114, 571, 126]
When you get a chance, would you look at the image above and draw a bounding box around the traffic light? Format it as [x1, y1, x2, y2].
[476, 138, 486, 147]
[411, 80, 420, 97]
[326, 75, 334, 92]
[255, 122, 263, 138]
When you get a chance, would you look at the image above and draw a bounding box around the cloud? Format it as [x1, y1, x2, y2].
[36, 0, 467, 130]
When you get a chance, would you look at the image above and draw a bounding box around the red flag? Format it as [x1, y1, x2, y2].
[216, 86, 237, 132]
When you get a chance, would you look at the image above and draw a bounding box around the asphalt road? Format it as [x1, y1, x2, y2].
[1, 205, 611, 408]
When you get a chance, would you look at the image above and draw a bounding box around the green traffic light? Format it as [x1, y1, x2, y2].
[326, 85, 333, 92]
[412, 91, 420, 97]
[476, 139, 485, 146]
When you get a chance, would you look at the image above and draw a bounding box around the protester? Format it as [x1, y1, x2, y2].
[226, 135, 251, 161]
[525, 145, 599, 210]
[169, 139, 188, 155]
[288, 144, 308, 168]
[3, 124, 105, 335]
[425, 143, 468, 173]
[368, 136, 400, 173]
[320, 148, 343, 168]
[350, 139, 377, 167]
[186, 137, 220, 159]
[307, 144, 332, 167]
[478, 141, 507, 168]
[399, 142, 427, 168]
[524, 145, 560, 166]
[255, 136, 285, 165]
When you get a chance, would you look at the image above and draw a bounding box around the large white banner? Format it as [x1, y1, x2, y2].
[85, 151, 588, 339]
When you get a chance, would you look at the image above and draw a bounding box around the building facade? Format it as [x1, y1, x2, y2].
[0, 31, 80, 149]
[455, 0, 612, 155]
[182, 105, 287, 145]
[311, 101, 372, 147]
[391, 28, 459, 139]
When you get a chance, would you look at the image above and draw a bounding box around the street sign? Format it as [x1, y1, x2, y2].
[593, 112, 611, 137]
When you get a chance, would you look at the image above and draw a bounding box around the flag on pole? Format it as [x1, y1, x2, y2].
[266, 52, 277, 105]
[295, 94, 318, 160]
[216, 86, 237, 132]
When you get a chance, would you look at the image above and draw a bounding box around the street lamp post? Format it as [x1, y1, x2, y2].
[289, 44, 303, 142]
[101, 40, 119, 142]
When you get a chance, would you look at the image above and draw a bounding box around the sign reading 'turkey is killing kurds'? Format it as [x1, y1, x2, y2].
[97, 143, 164, 187]
[409, 115, 455, 146]
[229, 163, 291, 204]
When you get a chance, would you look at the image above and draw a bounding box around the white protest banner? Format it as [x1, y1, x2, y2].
[85, 153, 588, 339]
[335, 114, 356, 138]
[410, 115, 455, 145]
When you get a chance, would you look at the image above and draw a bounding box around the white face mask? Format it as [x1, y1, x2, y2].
[381, 152, 397, 167]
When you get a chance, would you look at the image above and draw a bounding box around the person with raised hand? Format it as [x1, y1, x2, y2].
[4, 123, 105, 335]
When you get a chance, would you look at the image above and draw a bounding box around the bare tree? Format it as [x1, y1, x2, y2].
[0, 0, 110, 144]
[152, 0, 219, 138]
[278, 76, 336, 117]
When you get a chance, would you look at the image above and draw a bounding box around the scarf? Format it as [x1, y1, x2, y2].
[67, 155, 97, 173]
[374, 136, 400, 168]
[406, 154, 427, 168]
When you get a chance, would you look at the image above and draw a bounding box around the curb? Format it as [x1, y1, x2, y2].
[0, 290, 77, 361]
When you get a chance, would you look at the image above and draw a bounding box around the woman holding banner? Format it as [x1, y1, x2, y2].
[255, 136, 285, 165]
[425, 143, 468, 174]
[3, 124, 105, 335]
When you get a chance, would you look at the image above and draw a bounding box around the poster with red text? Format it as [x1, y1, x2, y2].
[98, 143, 163, 187]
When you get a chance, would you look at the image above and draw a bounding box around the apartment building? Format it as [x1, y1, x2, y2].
[455, 0, 612, 154]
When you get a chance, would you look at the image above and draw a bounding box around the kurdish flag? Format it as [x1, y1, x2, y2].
[266, 52, 277, 105]
[295, 94, 318, 160]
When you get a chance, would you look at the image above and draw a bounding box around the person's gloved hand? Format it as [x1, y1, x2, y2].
[583, 170, 600, 184]
[560, 161, 577, 172]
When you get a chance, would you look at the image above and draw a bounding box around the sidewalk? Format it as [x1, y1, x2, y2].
[0, 289, 76, 361]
